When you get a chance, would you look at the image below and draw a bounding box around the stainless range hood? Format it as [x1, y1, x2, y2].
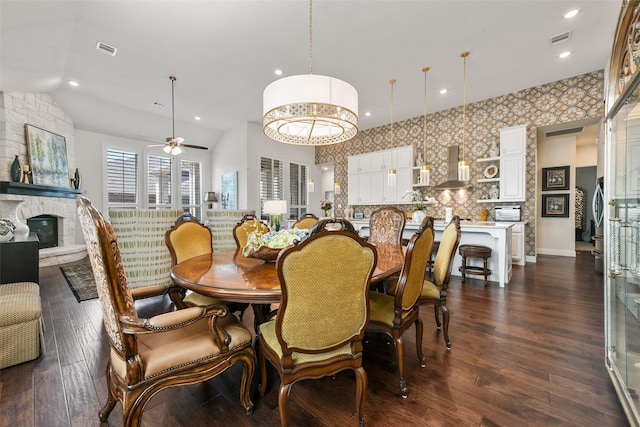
[434, 146, 470, 190]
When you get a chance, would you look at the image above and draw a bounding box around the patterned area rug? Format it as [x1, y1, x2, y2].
[60, 262, 98, 302]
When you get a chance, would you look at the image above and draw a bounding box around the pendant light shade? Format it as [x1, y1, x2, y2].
[262, 0, 358, 145]
[307, 178, 315, 193]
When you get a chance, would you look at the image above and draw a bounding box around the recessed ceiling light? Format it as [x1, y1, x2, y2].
[439, 89, 447, 94]
[274, 69, 283, 76]
[564, 9, 579, 19]
[559, 51, 572, 59]
[194, 116, 201, 121]
[322, 166, 328, 171]
[365, 112, 371, 117]
[68, 81, 79, 87]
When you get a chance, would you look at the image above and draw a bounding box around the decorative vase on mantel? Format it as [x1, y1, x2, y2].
[10, 155, 22, 182]
[0, 200, 30, 240]
[73, 168, 81, 190]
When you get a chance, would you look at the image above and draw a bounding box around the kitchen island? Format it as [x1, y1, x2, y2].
[353, 219, 513, 287]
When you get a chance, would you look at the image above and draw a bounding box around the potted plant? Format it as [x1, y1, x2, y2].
[0, 218, 16, 242]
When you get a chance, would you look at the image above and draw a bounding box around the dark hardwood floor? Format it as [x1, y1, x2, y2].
[0, 252, 629, 426]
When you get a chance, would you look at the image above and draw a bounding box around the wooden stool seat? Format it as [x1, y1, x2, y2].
[458, 244, 492, 286]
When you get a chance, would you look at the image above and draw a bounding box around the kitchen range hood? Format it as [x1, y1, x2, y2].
[434, 146, 470, 190]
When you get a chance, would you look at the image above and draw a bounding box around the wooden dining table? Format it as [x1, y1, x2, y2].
[170, 242, 406, 326]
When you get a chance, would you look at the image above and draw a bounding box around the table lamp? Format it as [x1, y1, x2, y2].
[205, 192, 218, 209]
[263, 200, 287, 231]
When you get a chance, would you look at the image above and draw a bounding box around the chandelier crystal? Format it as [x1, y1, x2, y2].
[262, 0, 358, 145]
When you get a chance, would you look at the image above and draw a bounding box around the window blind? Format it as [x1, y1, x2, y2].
[107, 149, 137, 207]
[148, 155, 172, 209]
[180, 159, 202, 219]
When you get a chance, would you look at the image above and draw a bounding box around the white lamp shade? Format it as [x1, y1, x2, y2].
[263, 200, 288, 215]
[263, 74, 358, 145]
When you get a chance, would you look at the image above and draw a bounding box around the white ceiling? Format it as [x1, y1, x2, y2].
[0, 0, 621, 149]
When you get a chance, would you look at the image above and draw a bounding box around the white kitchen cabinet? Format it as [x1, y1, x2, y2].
[510, 222, 525, 266]
[347, 146, 413, 205]
[499, 124, 527, 202]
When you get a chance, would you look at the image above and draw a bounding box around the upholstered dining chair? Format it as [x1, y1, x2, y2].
[368, 206, 406, 244]
[233, 214, 270, 249]
[292, 213, 319, 229]
[387, 216, 460, 350]
[258, 229, 377, 427]
[367, 216, 434, 398]
[76, 196, 255, 427]
[165, 214, 249, 316]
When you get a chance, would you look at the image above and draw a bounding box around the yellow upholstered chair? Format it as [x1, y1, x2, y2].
[307, 218, 359, 236]
[233, 214, 270, 249]
[77, 196, 255, 427]
[165, 214, 249, 316]
[292, 213, 319, 230]
[420, 216, 461, 349]
[258, 229, 377, 426]
[368, 206, 406, 244]
[367, 216, 434, 398]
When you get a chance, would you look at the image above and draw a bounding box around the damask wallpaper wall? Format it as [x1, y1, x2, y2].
[316, 70, 604, 258]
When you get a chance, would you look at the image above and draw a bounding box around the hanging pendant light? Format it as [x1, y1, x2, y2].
[307, 178, 315, 193]
[387, 79, 397, 187]
[457, 51, 470, 182]
[262, 0, 358, 145]
[420, 66, 431, 186]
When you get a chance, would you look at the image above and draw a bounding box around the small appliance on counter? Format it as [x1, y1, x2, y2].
[494, 205, 521, 222]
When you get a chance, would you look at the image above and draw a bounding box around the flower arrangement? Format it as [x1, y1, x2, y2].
[242, 228, 309, 261]
[320, 200, 333, 211]
[402, 190, 438, 211]
[0, 218, 16, 236]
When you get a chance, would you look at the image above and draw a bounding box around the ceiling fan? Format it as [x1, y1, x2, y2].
[146, 76, 208, 155]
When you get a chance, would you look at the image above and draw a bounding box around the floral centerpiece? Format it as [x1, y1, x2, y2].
[320, 200, 333, 217]
[0, 218, 16, 242]
[243, 228, 309, 261]
[402, 190, 438, 211]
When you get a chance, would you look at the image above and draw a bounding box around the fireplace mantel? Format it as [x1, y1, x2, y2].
[0, 181, 85, 199]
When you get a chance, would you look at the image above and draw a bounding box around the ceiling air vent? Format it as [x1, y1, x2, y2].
[96, 42, 117, 56]
[551, 31, 571, 45]
[545, 126, 583, 138]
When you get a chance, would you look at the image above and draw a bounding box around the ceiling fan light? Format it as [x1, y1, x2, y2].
[172, 146, 182, 155]
[163, 145, 172, 154]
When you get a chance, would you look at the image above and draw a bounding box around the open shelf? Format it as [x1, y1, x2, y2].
[477, 157, 499, 163]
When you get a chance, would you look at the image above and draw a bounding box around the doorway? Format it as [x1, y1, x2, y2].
[576, 165, 596, 252]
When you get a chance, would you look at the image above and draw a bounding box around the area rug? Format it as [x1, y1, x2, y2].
[60, 262, 98, 302]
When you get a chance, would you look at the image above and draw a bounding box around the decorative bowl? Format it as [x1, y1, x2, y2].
[245, 246, 283, 262]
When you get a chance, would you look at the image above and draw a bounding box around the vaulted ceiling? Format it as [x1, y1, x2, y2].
[0, 1, 620, 149]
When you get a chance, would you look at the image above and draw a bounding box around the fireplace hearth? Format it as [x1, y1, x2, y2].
[27, 214, 58, 249]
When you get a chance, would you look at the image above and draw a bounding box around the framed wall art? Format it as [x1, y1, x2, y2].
[25, 124, 70, 188]
[221, 171, 238, 210]
[542, 165, 570, 191]
[542, 193, 570, 218]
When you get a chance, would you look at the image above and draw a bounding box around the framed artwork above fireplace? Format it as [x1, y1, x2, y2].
[24, 124, 70, 188]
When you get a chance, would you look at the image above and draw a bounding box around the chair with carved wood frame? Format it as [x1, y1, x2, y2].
[233, 214, 270, 249]
[77, 196, 254, 427]
[367, 216, 434, 398]
[292, 213, 319, 230]
[258, 229, 377, 426]
[307, 217, 359, 236]
[166, 214, 249, 317]
[368, 206, 406, 244]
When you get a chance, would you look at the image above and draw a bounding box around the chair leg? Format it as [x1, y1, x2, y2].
[414, 316, 425, 367]
[393, 335, 407, 398]
[238, 352, 256, 415]
[354, 366, 368, 427]
[440, 305, 451, 350]
[461, 256, 467, 282]
[278, 383, 293, 427]
[483, 257, 489, 287]
[168, 285, 187, 309]
[98, 363, 117, 422]
[257, 340, 268, 397]
[433, 305, 441, 329]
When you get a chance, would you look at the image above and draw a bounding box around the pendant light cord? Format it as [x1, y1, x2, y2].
[170, 76, 176, 140]
[461, 52, 469, 161]
[390, 79, 396, 141]
[309, 0, 313, 75]
[422, 67, 430, 165]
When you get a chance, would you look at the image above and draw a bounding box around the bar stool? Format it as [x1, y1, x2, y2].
[458, 244, 492, 286]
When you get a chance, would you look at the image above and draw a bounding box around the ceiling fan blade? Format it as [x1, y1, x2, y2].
[174, 136, 184, 144]
[146, 144, 165, 148]
[181, 143, 208, 150]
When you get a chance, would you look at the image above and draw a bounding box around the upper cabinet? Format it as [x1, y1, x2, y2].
[348, 146, 413, 205]
[477, 124, 527, 203]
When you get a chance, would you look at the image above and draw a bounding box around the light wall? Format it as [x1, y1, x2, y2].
[537, 135, 576, 256]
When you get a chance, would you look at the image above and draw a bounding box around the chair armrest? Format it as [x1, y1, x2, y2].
[120, 305, 227, 333]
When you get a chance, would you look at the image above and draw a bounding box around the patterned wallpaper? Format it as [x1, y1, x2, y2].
[317, 70, 604, 258]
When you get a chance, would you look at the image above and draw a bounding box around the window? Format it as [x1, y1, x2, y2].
[181, 159, 202, 219]
[106, 149, 138, 209]
[289, 162, 308, 219]
[147, 155, 173, 209]
[260, 157, 283, 219]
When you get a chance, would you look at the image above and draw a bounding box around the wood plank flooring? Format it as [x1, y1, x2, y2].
[0, 252, 629, 426]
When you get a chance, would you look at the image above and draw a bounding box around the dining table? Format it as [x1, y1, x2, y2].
[170, 242, 406, 328]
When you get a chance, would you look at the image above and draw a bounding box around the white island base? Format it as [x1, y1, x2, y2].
[354, 220, 513, 287]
